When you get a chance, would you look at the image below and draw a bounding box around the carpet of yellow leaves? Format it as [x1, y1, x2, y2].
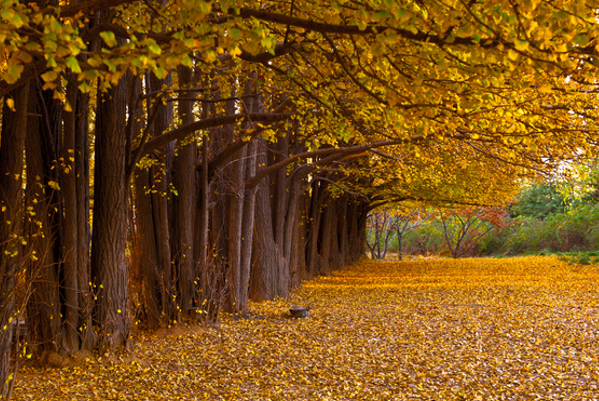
[12, 256, 599, 400]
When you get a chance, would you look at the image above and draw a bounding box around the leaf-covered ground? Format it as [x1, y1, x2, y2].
[13, 256, 599, 400]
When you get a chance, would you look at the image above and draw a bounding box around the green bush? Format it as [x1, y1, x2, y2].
[402, 222, 446, 256]
[482, 204, 599, 256]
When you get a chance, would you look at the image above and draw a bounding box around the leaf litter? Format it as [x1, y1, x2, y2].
[12, 256, 599, 400]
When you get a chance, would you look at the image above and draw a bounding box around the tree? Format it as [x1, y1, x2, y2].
[366, 211, 399, 260]
[510, 183, 568, 219]
[0, 83, 30, 398]
[440, 206, 511, 258]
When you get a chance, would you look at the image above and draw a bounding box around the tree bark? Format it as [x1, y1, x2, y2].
[0, 81, 30, 397]
[175, 65, 197, 315]
[91, 74, 130, 351]
[148, 73, 176, 320]
[306, 181, 322, 278]
[25, 82, 62, 357]
[238, 140, 258, 311]
[61, 79, 83, 352]
[319, 197, 334, 276]
[133, 168, 162, 328]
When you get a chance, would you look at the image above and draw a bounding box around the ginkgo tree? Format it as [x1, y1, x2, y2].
[1, 0, 599, 396]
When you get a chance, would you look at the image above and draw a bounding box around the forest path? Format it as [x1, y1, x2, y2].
[13, 256, 599, 400]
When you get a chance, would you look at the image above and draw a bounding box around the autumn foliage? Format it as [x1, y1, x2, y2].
[2, 0, 599, 395]
[439, 206, 511, 258]
[12, 256, 599, 400]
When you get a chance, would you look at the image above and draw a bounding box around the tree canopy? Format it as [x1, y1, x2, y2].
[2, 0, 598, 179]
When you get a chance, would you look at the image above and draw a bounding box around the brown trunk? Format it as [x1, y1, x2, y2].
[347, 200, 369, 264]
[290, 188, 309, 287]
[129, 75, 163, 329]
[61, 79, 81, 352]
[250, 175, 279, 301]
[148, 73, 175, 320]
[235, 76, 262, 310]
[194, 131, 210, 305]
[25, 82, 62, 356]
[238, 140, 258, 311]
[0, 82, 30, 397]
[249, 138, 290, 301]
[319, 197, 334, 276]
[75, 69, 95, 352]
[91, 74, 130, 351]
[338, 195, 349, 267]
[226, 145, 246, 311]
[175, 65, 197, 314]
[306, 181, 322, 278]
[207, 115, 228, 318]
[330, 197, 344, 271]
[133, 168, 162, 328]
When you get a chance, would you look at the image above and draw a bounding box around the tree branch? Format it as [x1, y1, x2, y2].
[135, 112, 293, 158]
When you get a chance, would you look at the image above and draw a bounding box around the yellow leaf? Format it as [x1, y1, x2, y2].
[5, 98, 15, 111]
[508, 49, 519, 61]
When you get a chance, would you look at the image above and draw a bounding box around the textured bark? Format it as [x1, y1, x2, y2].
[75, 35, 95, 354]
[319, 198, 334, 276]
[25, 83, 62, 356]
[148, 73, 175, 320]
[91, 74, 130, 351]
[234, 77, 261, 311]
[338, 195, 349, 267]
[249, 138, 291, 301]
[175, 65, 197, 314]
[61, 79, 82, 352]
[330, 197, 344, 271]
[226, 145, 246, 311]
[290, 188, 309, 287]
[250, 164, 279, 301]
[238, 140, 258, 311]
[0, 82, 29, 398]
[194, 131, 210, 303]
[129, 75, 162, 328]
[306, 181, 323, 278]
[133, 168, 162, 328]
[131, 72, 180, 328]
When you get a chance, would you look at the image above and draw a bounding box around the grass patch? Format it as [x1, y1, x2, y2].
[557, 251, 599, 266]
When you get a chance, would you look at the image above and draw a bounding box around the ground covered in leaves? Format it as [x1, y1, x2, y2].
[13, 256, 599, 400]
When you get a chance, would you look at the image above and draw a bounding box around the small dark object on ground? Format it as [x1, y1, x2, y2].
[290, 306, 311, 318]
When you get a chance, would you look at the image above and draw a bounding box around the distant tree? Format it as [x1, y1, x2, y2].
[366, 211, 398, 260]
[510, 183, 567, 219]
[441, 206, 510, 258]
[558, 159, 599, 205]
[366, 208, 427, 260]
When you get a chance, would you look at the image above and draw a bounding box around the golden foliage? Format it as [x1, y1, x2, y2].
[13, 256, 599, 400]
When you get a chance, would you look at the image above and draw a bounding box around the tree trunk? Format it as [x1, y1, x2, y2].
[0, 81, 30, 398]
[61, 78, 90, 353]
[249, 137, 294, 301]
[306, 181, 322, 278]
[250, 160, 280, 301]
[226, 144, 246, 311]
[238, 140, 258, 311]
[25, 82, 62, 357]
[175, 65, 197, 315]
[148, 74, 176, 320]
[319, 197, 334, 276]
[91, 74, 130, 351]
[133, 168, 162, 328]
[338, 195, 349, 267]
[194, 131, 210, 306]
